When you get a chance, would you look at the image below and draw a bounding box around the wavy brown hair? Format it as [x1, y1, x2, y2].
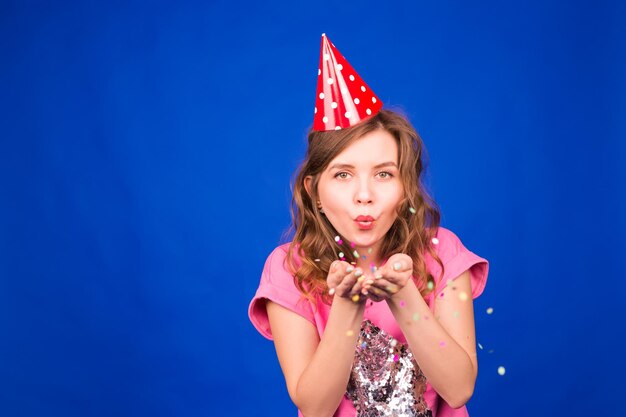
[286, 109, 444, 304]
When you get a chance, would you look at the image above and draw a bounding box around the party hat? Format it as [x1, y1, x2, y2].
[313, 34, 383, 131]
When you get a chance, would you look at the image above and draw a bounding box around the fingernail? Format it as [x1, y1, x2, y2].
[346, 266, 354, 273]
[357, 276, 365, 283]
[393, 262, 402, 271]
[329, 288, 335, 295]
[362, 288, 369, 295]
[354, 269, 363, 277]
[366, 279, 374, 285]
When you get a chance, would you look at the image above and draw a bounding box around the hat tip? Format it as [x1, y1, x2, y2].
[321, 32, 326, 37]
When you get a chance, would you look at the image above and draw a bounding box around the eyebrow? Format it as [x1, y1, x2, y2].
[328, 161, 398, 170]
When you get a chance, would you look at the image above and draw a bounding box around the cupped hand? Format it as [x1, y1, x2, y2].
[326, 261, 369, 302]
[363, 253, 413, 299]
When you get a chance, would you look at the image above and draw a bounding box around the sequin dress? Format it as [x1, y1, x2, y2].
[347, 320, 432, 417]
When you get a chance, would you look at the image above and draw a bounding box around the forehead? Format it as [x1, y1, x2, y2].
[330, 130, 398, 165]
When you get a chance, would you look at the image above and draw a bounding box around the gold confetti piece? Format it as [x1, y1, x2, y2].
[346, 330, 354, 337]
[497, 366, 506, 376]
[314, 258, 321, 262]
[458, 291, 469, 301]
[486, 307, 494, 314]
[352, 294, 360, 302]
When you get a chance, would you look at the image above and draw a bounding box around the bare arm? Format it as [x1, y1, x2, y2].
[365, 254, 478, 408]
[386, 270, 478, 408]
[266, 263, 367, 417]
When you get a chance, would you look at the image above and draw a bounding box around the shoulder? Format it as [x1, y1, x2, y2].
[428, 226, 490, 299]
[261, 242, 299, 286]
[250, 242, 314, 340]
[432, 226, 464, 259]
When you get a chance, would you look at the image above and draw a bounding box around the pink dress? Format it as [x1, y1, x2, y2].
[248, 227, 489, 417]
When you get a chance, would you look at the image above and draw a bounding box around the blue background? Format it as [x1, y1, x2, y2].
[1, 0, 625, 416]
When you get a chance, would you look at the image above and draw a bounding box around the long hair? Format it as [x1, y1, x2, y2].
[286, 109, 444, 304]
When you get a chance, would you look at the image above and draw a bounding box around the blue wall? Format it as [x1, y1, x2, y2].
[1, 1, 624, 416]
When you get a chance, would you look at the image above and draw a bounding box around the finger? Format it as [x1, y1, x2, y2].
[327, 261, 350, 294]
[386, 254, 413, 273]
[369, 278, 401, 295]
[335, 266, 361, 298]
[348, 270, 370, 297]
[366, 286, 389, 302]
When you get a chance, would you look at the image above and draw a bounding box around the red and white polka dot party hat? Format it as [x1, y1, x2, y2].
[313, 34, 383, 131]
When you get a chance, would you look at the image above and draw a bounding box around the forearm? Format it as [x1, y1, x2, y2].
[295, 297, 365, 417]
[387, 281, 476, 408]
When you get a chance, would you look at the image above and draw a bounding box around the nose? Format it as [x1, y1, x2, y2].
[355, 178, 373, 205]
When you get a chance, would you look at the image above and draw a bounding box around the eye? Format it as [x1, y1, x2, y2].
[376, 171, 394, 179]
[334, 171, 351, 180]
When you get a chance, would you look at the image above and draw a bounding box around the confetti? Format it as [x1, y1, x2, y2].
[346, 330, 354, 336]
[350, 242, 356, 248]
[478, 343, 483, 350]
[353, 250, 359, 258]
[393, 354, 399, 362]
[412, 313, 420, 321]
[334, 235, 341, 242]
[367, 248, 373, 254]
[337, 239, 343, 245]
[361, 342, 367, 349]
[486, 307, 494, 314]
[352, 294, 360, 302]
[458, 291, 469, 301]
[439, 341, 446, 347]
[338, 252, 344, 258]
[497, 366, 506, 376]
[409, 207, 416, 214]
[390, 339, 397, 347]
[329, 288, 335, 295]
[431, 237, 439, 245]
[427, 281, 434, 290]
[361, 255, 366, 260]
[399, 300, 406, 308]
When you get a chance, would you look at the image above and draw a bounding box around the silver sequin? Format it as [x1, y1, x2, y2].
[347, 320, 432, 417]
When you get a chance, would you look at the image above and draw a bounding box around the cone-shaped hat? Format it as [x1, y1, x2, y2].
[313, 34, 383, 131]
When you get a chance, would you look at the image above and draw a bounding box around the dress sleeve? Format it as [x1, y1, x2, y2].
[248, 244, 316, 340]
[431, 228, 489, 300]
